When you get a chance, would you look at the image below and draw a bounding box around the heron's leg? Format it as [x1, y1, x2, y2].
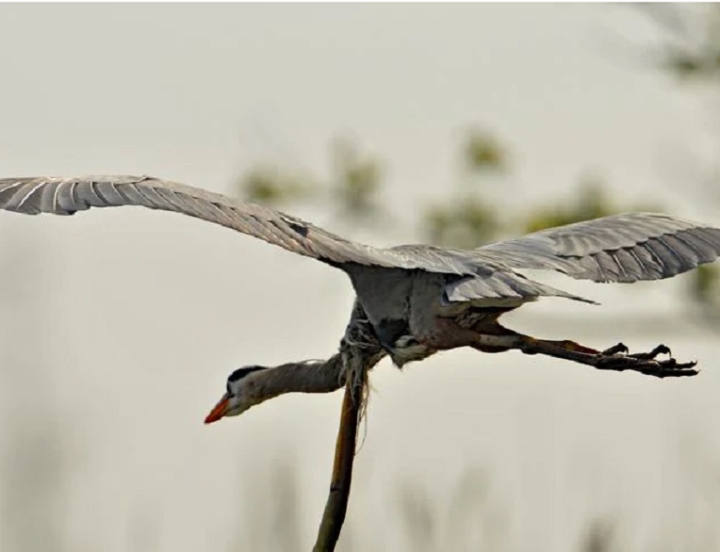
[471, 333, 699, 378]
[474, 337, 601, 355]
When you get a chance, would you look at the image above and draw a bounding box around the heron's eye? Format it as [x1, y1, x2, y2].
[226, 382, 232, 395]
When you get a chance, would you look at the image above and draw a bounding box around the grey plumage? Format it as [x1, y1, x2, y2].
[478, 212, 720, 283]
[4, 175, 717, 282]
[0, 175, 473, 274]
[1, 174, 719, 370]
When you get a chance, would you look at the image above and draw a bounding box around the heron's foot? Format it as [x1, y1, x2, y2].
[515, 336, 699, 378]
[595, 344, 698, 378]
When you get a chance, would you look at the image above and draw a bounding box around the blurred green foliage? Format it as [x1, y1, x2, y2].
[425, 197, 499, 250]
[242, 165, 316, 205]
[462, 127, 509, 174]
[330, 137, 384, 220]
[424, 130, 504, 249]
[523, 175, 621, 234]
[238, 136, 383, 221]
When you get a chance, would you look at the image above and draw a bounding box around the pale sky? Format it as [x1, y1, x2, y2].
[0, 4, 718, 552]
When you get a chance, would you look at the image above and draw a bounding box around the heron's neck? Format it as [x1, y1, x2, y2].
[242, 301, 388, 409]
[243, 341, 388, 408]
[243, 355, 347, 405]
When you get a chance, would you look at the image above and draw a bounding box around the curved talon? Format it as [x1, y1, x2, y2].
[602, 342, 628, 356]
[630, 344, 671, 361]
[655, 344, 671, 357]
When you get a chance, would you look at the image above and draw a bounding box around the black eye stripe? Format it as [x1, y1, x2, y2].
[228, 365, 266, 383]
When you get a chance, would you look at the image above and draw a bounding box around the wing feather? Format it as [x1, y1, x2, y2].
[0, 175, 460, 273]
[4, 178, 720, 299]
[480, 212, 720, 283]
[444, 270, 596, 305]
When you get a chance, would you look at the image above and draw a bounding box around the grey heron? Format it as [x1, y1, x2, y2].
[0, 175, 718, 423]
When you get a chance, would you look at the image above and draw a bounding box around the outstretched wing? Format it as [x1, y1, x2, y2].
[0, 175, 445, 271]
[478, 212, 720, 283]
[7, 178, 716, 288]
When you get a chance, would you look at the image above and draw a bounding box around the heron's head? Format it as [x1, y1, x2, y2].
[204, 365, 268, 424]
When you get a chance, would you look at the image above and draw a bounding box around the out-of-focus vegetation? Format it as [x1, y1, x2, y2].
[227, 454, 720, 552]
[238, 136, 385, 223]
[639, 4, 720, 83]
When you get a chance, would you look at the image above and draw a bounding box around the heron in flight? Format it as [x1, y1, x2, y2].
[0, 175, 718, 423]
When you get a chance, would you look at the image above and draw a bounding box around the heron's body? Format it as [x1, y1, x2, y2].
[345, 264, 526, 366]
[1, 175, 719, 420]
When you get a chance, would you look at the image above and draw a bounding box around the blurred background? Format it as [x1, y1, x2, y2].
[0, 4, 719, 551]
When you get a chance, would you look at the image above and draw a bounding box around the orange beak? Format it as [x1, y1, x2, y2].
[204, 394, 230, 424]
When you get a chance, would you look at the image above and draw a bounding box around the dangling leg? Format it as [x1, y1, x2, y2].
[427, 317, 698, 378]
[471, 332, 698, 378]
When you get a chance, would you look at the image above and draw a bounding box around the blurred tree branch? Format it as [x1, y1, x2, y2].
[313, 302, 384, 552]
[312, 380, 361, 552]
